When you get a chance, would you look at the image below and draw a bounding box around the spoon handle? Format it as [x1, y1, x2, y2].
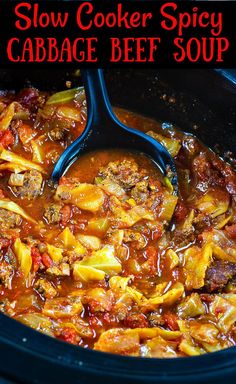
[81, 69, 114, 126]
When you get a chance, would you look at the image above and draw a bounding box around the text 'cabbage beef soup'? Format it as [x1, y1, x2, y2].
[0, 86, 236, 358]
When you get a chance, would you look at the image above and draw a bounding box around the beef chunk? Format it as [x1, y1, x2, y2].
[44, 204, 62, 224]
[131, 180, 149, 203]
[99, 160, 144, 189]
[192, 154, 212, 182]
[0, 208, 21, 229]
[0, 261, 14, 289]
[124, 313, 148, 328]
[204, 260, 236, 292]
[49, 127, 67, 142]
[147, 312, 165, 327]
[34, 278, 57, 299]
[123, 229, 147, 249]
[13, 170, 43, 199]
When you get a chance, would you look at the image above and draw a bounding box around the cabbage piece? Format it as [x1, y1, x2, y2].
[177, 293, 206, 319]
[126, 286, 145, 304]
[107, 229, 124, 245]
[147, 131, 181, 157]
[47, 244, 63, 263]
[109, 276, 145, 303]
[215, 215, 232, 230]
[177, 320, 205, 356]
[58, 227, 86, 255]
[13, 238, 32, 278]
[58, 319, 93, 338]
[0, 149, 45, 173]
[109, 276, 131, 291]
[221, 294, 236, 306]
[196, 190, 229, 218]
[55, 183, 105, 213]
[212, 243, 236, 263]
[150, 282, 168, 296]
[84, 288, 114, 312]
[56, 106, 82, 122]
[8, 173, 24, 187]
[87, 217, 110, 236]
[31, 140, 44, 164]
[110, 197, 154, 227]
[189, 323, 219, 345]
[94, 328, 140, 355]
[143, 336, 178, 358]
[18, 123, 36, 145]
[15, 313, 53, 336]
[202, 339, 234, 353]
[95, 327, 181, 355]
[165, 249, 179, 269]
[184, 243, 212, 290]
[74, 242, 87, 256]
[58, 227, 76, 248]
[46, 87, 84, 105]
[179, 339, 205, 356]
[73, 264, 105, 282]
[42, 297, 83, 319]
[182, 209, 195, 231]
[79, 245, 121, 274]
[76, 234, 101, 250]
[0, 199, 36, 223]
[0, 163, 28, 173]
[201, 230, 236, 262]
[210, 295, 236, 332]
[0, 102, 25, 131]
[159, 193, 178, 222]
[97, 177, 126, 198]
[145, 282, 184, 308]
[129, 327, 181, 340]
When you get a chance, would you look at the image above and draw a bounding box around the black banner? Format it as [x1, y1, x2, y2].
[0, 0, 235, 68]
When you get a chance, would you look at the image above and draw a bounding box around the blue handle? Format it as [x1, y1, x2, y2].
[81, 69, 115, 126]
[215, 69, 236, 86]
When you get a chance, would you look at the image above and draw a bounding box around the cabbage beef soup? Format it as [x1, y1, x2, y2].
[0, 87, 236, 357]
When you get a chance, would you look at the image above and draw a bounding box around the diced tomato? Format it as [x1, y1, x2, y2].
[215, 306, 225, 315]
[59, 177, 80, 187]
[0, 189, 5, 198]
[102, 313, 112, 325]
[152, 223, 163, 241]
[88, 314, 103, 328]
[0, 129, 14, 148]
[60, 205, 71, 227]
[31, 247, 42, 272]
[41, 253, 53, 268]
[0, 237, 11, 250]
[225, 224, 236, 239]
[163, 312, 179, 331]
[124, 313, 148, 328]
[145, 246, 158, 275]
[18, 123, 34, 145]
[192, 154, 212, 181]
[58, 327, 80, 345]
[200, 294, 214, 303]
[174, 201, 188, 222]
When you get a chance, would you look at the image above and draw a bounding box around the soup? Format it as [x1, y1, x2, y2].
[0, 86, 236, 357]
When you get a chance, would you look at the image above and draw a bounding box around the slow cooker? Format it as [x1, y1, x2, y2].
[0, 68, 236, 383]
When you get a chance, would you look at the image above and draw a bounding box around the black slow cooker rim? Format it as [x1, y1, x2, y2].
[1, 312, 236, 380]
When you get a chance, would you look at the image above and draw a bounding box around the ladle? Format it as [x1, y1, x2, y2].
[52, 69, 177, 191]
